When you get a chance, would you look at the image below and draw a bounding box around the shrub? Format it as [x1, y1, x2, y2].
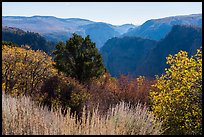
[2, 45, 57, 96]
[117, 75, 155, 107]
[40, 75, 89, 119]
[86, 73, 155, 115]
[150, 49, 202, 135]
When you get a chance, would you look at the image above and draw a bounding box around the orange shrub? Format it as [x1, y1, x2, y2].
[86, 73, 120, 115]
[117, 75, 155, 107]
[86, 73, 155, 115]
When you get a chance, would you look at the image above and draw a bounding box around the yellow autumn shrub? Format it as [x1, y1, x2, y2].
[150, 49, 202, 135]
[2, 44, 89, 118]
[2, 44, 57, 96]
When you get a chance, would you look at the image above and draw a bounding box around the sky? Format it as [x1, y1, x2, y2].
[2, 2, 202, 25]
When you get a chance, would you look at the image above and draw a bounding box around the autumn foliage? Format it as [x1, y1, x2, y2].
[2, 41, 202, 135]
[40, 75, 89, 119]
[87, 73, 155, 115]
[2, 44, 90, 120]
[150, 49, 202, 135]
[2, 44, 57, 96]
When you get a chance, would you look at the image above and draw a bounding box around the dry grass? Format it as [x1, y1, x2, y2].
[2, 93, 164, 135]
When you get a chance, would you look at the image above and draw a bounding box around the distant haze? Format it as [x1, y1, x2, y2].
[2, 2, 202, 25]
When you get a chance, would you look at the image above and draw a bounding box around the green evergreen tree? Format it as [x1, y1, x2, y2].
[53, 33, 106, 83]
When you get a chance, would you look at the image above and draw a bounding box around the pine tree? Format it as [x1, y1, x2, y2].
[53, 33, 106, 83]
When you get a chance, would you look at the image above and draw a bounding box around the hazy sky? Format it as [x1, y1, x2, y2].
[2, 2, 202, 25]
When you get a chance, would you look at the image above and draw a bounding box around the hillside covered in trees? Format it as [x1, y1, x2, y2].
[101, 25, 202, 77]
[136, 25, 202, 77]
[101, 36, 157, 77]
[2, 26, 56, 54]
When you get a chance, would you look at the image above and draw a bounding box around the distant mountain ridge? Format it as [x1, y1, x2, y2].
[3, 14, 201, 49]
[101, 25, 202, 77]
[122, 14, 202, 41]
[2, 16, 136, 49]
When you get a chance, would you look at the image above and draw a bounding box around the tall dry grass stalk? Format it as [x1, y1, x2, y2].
[2, 93, 164, 135]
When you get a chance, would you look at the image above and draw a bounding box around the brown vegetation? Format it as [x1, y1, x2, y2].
[2, 93, 164, 135]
